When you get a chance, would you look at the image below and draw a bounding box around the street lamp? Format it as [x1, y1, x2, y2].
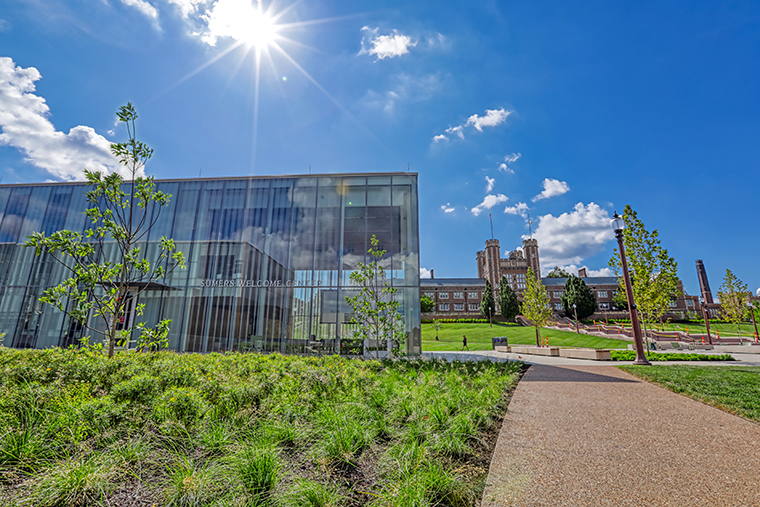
[610, 212, 650, 365]
[699, 296, 712, 345]
[573, 303, 579, 333]
[748, 299, 758, 342]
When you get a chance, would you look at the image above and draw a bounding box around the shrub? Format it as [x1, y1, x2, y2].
[153, 387, 209, 428]
[611, 350, 735, 361]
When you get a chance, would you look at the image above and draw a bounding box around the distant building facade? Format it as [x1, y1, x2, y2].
[423, 237, 716, 321]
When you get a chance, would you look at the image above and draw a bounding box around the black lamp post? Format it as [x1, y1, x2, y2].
[573, 303, 579, 333]
[611, 212, 650, 365]
[699, 296, 712, 345]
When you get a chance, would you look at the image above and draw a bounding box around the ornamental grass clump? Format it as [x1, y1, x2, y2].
[0, 348, 522, 506]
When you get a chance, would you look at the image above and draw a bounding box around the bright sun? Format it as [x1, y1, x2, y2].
[207, 0, 280, 49]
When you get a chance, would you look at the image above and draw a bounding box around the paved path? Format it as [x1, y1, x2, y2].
[422, 349, 760, 366]
[481, 365, 760, 506]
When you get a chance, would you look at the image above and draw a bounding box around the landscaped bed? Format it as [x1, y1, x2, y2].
[611, 350, 735, 361]
[618, 365, 760, 422]
[0, 348, 523, 506]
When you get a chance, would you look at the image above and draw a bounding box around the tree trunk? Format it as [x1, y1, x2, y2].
[535, 326, 541, 347]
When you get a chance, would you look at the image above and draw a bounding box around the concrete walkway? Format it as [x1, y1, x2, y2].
[481, 365, 760, 506]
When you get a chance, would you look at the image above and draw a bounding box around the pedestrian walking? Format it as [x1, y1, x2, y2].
[462, 334, 469, 350]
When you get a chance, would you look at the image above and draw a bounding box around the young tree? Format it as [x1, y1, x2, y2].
[499, 276, 520, 321]
[561, 275, 597, 321]
[481, 279, 496, 327]
[25, 104, 185, 358]
[717, 269, 749, 340]
[522, 268, 553, 347]
[432, 319, 442, 341]
[345, 235, 405, 358]
[420, 294, 435, 313]
[546, 266, 571, 278]
[608, 205, 680, 341]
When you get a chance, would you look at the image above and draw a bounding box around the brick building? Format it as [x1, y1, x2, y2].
[422, 238, 719, 322]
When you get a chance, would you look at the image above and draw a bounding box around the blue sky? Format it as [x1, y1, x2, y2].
[1, 0, 759, 296]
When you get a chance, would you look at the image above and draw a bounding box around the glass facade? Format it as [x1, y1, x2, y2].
[0, 174, 421, 355]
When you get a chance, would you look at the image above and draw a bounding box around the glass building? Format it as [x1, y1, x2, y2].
[0, 173, 420, 355]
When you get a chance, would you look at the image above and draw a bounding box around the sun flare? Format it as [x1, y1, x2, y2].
[205, 0, 280, 49]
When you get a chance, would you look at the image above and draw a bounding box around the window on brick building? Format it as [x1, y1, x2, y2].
[599, 303, 610, 310]
[597, 291, 608, 298]
[454, 304, 464, 311]
[669, 300, 677, 307]
[439, 292, 449, 299]
[554, 303, 563, 310]
[424, 292, 434, 299]
[453, 292, 463, 299]
[686, 300, 694, 307]
[468, 291, 478, 298]
[468, 304, 480, 311]
[553, 291, 563, 298]
[439, 304, 449, 311]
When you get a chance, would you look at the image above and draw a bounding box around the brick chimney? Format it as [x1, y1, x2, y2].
[430, 269, 434, 279]
[578, 267, 587, 278]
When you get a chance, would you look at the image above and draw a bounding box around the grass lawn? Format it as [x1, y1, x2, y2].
[618, 365, 760, 422]
[613, 321, 759, 338]
[0, 348, 522, 507]
[422, 322, 630, 351]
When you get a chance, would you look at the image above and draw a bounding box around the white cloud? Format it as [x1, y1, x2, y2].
[532, 178, 570, 202]
[499, 152, 521, 174]
[432, 134, 448, 143]
[526, 202, 614, 267]
[166, 0, 207, 18]
[0, 57, 128, 181]
[587, 267, 614, 277]
[0, 19, 10, 32]
[485, 176, 495, 192]
[445, 125, 464, 139]
[359, 27, 417, 60]
[441, 203, 454, 213]
[504, 202, 529, 218]
[361, 73, 441, 116]
[420, 267, 432, 278]
[433, 107, 511, 144]
[121, 0, 159, 20]
[465, 108, 510, 131]
[756, 287, 760, 296]
[471, 194, 508, 217]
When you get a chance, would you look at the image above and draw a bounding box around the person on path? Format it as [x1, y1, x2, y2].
[462, 334, 469, 350]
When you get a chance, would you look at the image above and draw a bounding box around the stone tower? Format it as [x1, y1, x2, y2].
[522, 238, 541, 279]
[695, 260, 713, 304]
[480, 239, 502, 290]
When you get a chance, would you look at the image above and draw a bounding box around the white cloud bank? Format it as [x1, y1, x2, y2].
[471, 194, 508, 217]
[485, 176, 495, 192]
[527, 202, 614, 267]
[420, 267, 432, 279]
[441, 203, 454, 213]
[532, 178, 570, 201]
[0, 57, 126, 181]
[433, 108, 510, 143]
[359, 27, 417, 60]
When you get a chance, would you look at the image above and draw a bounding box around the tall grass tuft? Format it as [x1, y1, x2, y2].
[232, 445, 281, 505]
[288, 478, 343, 507]
[162, 455, 226, 506]
[26, 455, 117, 507]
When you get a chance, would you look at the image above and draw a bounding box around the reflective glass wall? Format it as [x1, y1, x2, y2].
[0, 174, 420, 355]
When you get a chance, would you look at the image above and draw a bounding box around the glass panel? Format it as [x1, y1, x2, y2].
[0, 187, 31, 243]
[19, 186, 52, 241]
